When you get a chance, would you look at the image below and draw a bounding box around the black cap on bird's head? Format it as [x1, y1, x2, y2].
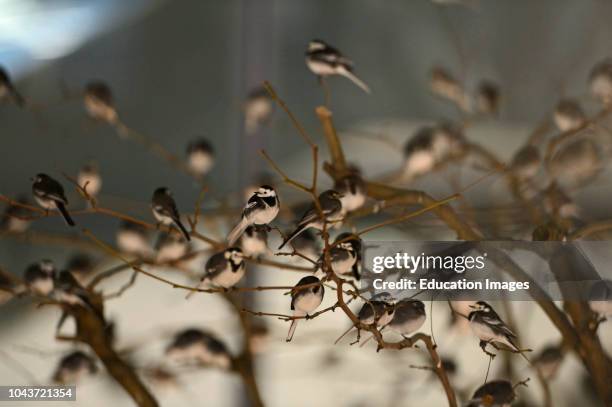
[256, 185, 276, 197]
[469, 301, 490, 312]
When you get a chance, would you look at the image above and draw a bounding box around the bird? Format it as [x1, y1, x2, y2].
[165, 328, 232, 369]
[286, 275, 325, 342]
[388, 299, 426, 339]
[510, 145, 540, 181]
[52, 351, 97, 384]
[305, 39, 371, 94]
[186, 138, 215, 177]
[588, 59, 612, 105]
[77, 163, 102, 198]
[116, 220, 151, 257]
[278, 189, 343, 250]
[334, 173, 366, 214]
[192, 248, 246, 294]
[227, 185, 279, 246]
[553, 99, 586, 132]
[32, 173, 75, 227]
[240, 225, 270, 258]
[244, 86, 274, 135]
[466, 380, 516, 407]
[549, 136, 602, 188]
[290, 229, 321, 263]
[0, 66, 25, 107]
[335, 292, 395, 345]
[589, 279, 612, 317]
[333, 233, 362, 280]
[151, 187, 191, 241]
[468, 301, 526, 358]
[24, 260, 56, 296]
[83, 81, 118, 124]
[155, 231, 190, 263]
[1, 195, 32, 232]
[65, 253, 96, 286]
[476, 80, 500, 115]
[532, 344, 563, 380]
[53, 270, 96, 309]
[429, 67, 470, 111]
[316, 241, 357, 280]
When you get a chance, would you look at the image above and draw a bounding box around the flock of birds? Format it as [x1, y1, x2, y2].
[2, 37, 612, 407]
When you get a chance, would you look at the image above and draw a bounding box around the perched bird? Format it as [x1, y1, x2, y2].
[186, 138, 215, 177]
[542, 182, 579, 220]
[316, 241, 357, 279]
[240, 225, 269, 258]
[532, 344, 563, 380]
[333, 233, 362, 280]
[166, 328, 232, 369]
[155, 232, 190, 263]
[151, 187, 191, 242]
[286, 275, 325, 342]
[510, 145, 540, 181]
[588, 59, 612, 105]
[227, 185, 279, 245]
[468, 301, 524, 355]
[1, 195, 32, 232]
[32, 173, 75, 227]
[244, 87, 274, 135]
[589, 279, 612, 317]
[476, 80, 500, 115]
[467, 380, 516, 407]
[278, 189, 343, 250]
[553, 99, 586, 132]
[290, 229, 321, 262]
[66, 253, 96, 286]
[335, 292, 395, 345]
[549, 136, 602, 187]
[430, 67, 469, 111]
[53, 351, 97, 384]
[53, 270, 95, 309]
[83, 81, 118, 124]
[194, 248, 246, 291]
[116, 221, 151, 257]
[305, 39, 371, 94]
[334, 173, 366, 214]
[77, 163, 102, 198]
[24, 260, 56, 296]
[388, 299, 426, 339]
[0, 66, 24, 106]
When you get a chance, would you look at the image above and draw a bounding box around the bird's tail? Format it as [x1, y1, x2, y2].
[55, 202, 75, 227]
[337, 66, 371, 94]
[334, 325, 355, 345]
[174, 219, 191, 241]
[227, 217, 249, 246]
[286, 319, 299, 342]
[278, 224, 307, 250]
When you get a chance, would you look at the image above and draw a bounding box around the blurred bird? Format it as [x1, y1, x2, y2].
[244, 87, 274, 134]
[467, 380, 516, 407]
[0, 66, 25, 107]
[166, 328, 232, 369]
[151, 187, 191, 241]
[53, 351, 97, 384]
[388, 299, 426, 339]
[290, 229, 321, 262]
[186, 138, 215, 177]
[77, 163, 102, 198]
[24, 260, 56, 296]
[333, 233, 362, 280]
[66, 253, 96, 285]
[278, 189, 343, 250]
[589, 279, 612, 317]
[334, 173, 366, 214]
[335, 292, 395, 345]
[510, 145, 540, 181]
[227, 185, 279, 245]
[116, 221, 151, 257]
[305, 39, 371, 94]
[1, 195, 32, 232]
[430, 67, 470, 111]
[316, 242, 357, 280]
[476, 80, 500, 115]
[532, 344, 563, 380]
[286, 275, 325, 342]
[240, 225, 269, 258]
[468, 301, 526, 357]
[53, 270, 95, 308]
[32, 173, 75, 227]
[191, 248, 246, 295]
[83, 81, 118, 124]
[155, 232, 190, 263]
[553, 99, 586, 132]
[549, 136, 602, 187]
[543, 182, 579, 220]
[588, 59, 612, 105]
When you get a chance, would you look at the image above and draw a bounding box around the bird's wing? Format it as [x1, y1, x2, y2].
[482, 314, 517, 338]
[156, 195, 181, 219]
[243, 197, 266, 218]
[205, 253, 227, 277]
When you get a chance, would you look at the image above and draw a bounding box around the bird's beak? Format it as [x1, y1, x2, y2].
[468, 304, 477, 309]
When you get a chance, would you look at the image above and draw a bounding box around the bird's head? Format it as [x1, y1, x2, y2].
[324, 190, 344, 200]
[39, 259, 55, 275]
[256, 185, 276, 198]
[32, 173, 48, 183]
[308, 39, 327, 52]
[154, 187, 171, 197]
[225, 247, 244, 263]
[469, 301, 490, 312]
[338, 241, 354, 252]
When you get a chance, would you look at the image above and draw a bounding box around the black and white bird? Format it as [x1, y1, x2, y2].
[165, 328, 232, 369]
[278, 189, 343, 250]
[193, 248, 246, 292]
[553, 99, 586, 132]
[388, 299, 426, 339]
[1, 195, 32, 232]
[334, 173, 366, 214]
[305, 39, 371, 94]
[286, 275, 325, 342]
[155, 232, 190, 263]
[227, 185, 279, 246]
[116, 220, 151, 257]
[66, 253, 96, 286]
[467, 380, 516, 407]
[333, 233, 362, 280]
[32, 173, 75, 227]
[468, 301, 524, 356]
[186, 138, 215, 177]
[24, 259, 56, 296]
[240, 225, 270, 258]
[589, 279, 612, 317]
[151, 187, 191, 242]
[0, 66, 25, 107]
[335, 292, 395, 345]
[589, 59, 612, 105]
[244, 87, 274, 135]
[316, 241, 357, 280]
[77, 163, 102, 198]
[52, 351, 97, 384]
[84, 81, 118, 124]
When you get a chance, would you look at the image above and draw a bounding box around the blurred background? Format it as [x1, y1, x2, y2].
[2, 0, 612, 406]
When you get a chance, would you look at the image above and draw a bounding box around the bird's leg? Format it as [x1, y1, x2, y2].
[480, 340, 497, 358]
[349, 328, 361, 346]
